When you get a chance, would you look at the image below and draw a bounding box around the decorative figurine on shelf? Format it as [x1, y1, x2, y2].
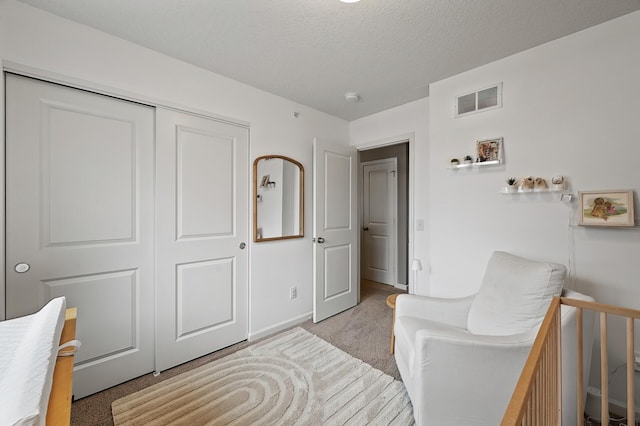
[551, 175, 564, 191]
[450, 158, 460, 166]
[463, 155, 473, 164]
[520, 176, 535, 191]
[534, 177, 548, 191]
[505, 177, 517, 193]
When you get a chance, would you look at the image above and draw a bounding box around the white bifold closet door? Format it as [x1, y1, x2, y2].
[155, 108, 249, 372]
[5, 73, 156, 398]
[5, 74, 249, 397]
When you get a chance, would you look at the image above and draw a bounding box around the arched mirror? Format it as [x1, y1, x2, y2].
[253, 155, 304, 242]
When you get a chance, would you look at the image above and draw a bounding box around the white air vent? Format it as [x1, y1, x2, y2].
[455, 82, 502, 118]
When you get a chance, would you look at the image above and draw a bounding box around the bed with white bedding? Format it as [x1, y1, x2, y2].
[0, 297, 77, 426]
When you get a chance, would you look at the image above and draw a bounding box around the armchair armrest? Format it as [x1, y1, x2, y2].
[416, 322, 538, 348]
[411, 323, 539, 425]
[395, 293, 475, 328]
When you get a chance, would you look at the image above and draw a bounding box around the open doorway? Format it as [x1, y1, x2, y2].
[358, 142, 409, 291]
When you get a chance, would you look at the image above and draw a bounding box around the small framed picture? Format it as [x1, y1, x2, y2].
[260, 175, 270, 188]
[578, 190, 635, 227]
[476, 137, 503, 163]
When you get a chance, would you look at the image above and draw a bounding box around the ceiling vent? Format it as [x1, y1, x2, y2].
[455, 82, 502, 118]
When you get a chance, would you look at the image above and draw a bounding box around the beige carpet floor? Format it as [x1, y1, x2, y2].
[71, 280, 404, 425]
[111, 327, 413, 425]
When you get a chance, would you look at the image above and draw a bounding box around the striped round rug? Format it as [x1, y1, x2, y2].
[112, 327, 414, 425]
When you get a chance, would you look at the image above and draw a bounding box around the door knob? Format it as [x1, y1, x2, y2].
[316, 237, 325, 244]
[363, 226, 369, 231]
[15, 263, 30, 273]
[239, 242, 246, 249]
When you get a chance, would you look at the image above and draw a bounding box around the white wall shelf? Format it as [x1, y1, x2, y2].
[448, 160, 502, 169]
[499, 187, 565, 194]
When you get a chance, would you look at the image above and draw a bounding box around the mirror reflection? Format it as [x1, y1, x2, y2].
[253, 155, 304, 242]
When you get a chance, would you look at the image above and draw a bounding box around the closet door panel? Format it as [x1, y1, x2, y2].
[5, 73, 155, 398]
[155, 107, 248, 372]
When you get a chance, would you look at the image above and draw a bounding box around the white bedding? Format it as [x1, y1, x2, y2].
[0, 297, 67, 426]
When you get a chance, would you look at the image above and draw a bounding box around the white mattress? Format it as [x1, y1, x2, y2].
[0, 297, 67, 426]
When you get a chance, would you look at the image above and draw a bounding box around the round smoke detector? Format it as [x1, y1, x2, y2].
[344, 92, 360, 103]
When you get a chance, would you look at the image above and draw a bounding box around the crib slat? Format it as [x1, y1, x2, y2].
[627, 317, 635, 426]
[600, 312, 609, 424]
[576, 307, 584, 426]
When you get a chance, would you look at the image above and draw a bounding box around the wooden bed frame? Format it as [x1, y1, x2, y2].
[46, 307, 77, 426]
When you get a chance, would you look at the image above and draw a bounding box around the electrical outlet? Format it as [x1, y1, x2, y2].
[416, 219, 424, 231]
[290, 286, 297, 300]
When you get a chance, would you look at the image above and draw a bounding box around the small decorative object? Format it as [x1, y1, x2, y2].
[259, 175, 276, 188]
[450, 158, 460, 166]
[520, 176, 535, 192]
[578, 190, 635, 227]
[476, 137, 503, 163]
[561, 193, 573, 203]
[463, 155, 473, 164]
[551, 175, 565, 191]
[534, 177, 548, 191]
[505, 177, 517, 193]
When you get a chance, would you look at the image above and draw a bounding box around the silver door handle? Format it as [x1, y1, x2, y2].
[363, 226, 369, 231]
[316, 237, 325, 244]
[15, 263, 30, 273]
[239, 242, 246, 249]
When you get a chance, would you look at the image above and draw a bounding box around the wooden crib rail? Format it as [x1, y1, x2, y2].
[46, 307, 77, 426]
[501, 298, 562, 425]
[502, 297, 640, 426]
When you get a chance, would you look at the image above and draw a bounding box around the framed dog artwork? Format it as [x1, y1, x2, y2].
[578, 190, 635, 227]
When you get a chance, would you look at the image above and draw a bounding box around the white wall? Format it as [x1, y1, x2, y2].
[0, 0, 349, 335]
[349, 98, 430, 294]
[429, 11, 640, 405]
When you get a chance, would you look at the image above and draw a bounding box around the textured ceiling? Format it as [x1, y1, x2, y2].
[17, 0, 640, 120]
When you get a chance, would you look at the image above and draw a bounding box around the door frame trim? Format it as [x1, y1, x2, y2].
[355, 133, 415, 294]
[2, 61, 251, 129]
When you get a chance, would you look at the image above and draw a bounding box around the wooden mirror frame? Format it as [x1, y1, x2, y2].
[253, 155, 304, 242]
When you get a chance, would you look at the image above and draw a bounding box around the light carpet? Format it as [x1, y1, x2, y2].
[112, 327, 414, 425]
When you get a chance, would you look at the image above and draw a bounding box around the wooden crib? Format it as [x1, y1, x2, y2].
[0, 299, 78, 426]
[47, 307, 77, 425]
[502, 297, 640, 426]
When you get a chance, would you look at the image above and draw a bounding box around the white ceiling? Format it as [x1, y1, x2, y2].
[17, 0, 640, 121]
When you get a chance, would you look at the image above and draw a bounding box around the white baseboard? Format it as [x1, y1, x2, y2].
[248, 312, 312, 342]
[394, 283, 408, 291]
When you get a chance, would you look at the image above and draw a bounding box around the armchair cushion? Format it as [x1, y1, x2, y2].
[467, 251, 566, 336]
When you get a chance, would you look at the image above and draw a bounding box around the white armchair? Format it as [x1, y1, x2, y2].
[394, 251, 595, 425]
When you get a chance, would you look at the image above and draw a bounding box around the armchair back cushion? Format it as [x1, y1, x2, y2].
[467, 251, 566, 336]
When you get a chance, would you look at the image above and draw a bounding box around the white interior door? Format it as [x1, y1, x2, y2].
[155, 108, 248, 372]
[5, 73, 155, 398]
[362, 159, 397, 285]
[312, 139, 358, 322]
